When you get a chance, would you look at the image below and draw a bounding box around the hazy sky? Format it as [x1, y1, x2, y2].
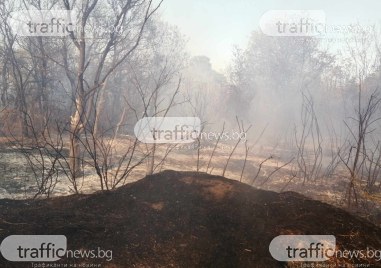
[160, 0, 381, 72]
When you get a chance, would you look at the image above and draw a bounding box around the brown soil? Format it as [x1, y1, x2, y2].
[0, 170, 380, 267]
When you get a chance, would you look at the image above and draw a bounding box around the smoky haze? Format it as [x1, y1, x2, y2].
[0, 0, 380, 224]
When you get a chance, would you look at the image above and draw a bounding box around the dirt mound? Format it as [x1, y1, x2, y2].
[0, 170, 381, 267]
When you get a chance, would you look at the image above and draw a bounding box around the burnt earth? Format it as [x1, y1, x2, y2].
[0, 170, 380, 267]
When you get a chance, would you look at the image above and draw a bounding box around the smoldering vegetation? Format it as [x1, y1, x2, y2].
[0, 1, 380, 224]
